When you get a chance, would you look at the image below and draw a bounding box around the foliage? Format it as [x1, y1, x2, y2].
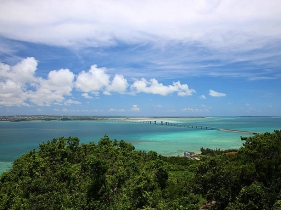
[0, 135, 202, 209]
[200, 147, 238, 156]
[195, 130, 281, 209]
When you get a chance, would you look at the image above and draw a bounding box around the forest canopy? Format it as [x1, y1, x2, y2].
[1, 130, 281, 209]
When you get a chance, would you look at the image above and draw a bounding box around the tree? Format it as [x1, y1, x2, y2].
[0, 135, 186, 209]
[226, 182, 270, 210]
[194, 130, 281, 209]
[239, 130, 281, 186]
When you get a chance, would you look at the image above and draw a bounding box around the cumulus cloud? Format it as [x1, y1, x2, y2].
[200, 95, 206, 99]
[0, 57, 37, 84]
[131, 105, 140, 112]
[29, 69, 75, 106]
[0, 58, 76, 106]
[209, 89, 226, 97]
[75, 66, 129, 96]
[0, 57, 37, 106]
[0, 57, 197, 107]
[10, 57, 38, 84]
[0, 79, 29, 106]
[131, 78, 195, 96]
[105, 74, 129, 95]
[81, 93, 93, 99]
[64, 99, 81, 106]
[75, 65, 109, 95]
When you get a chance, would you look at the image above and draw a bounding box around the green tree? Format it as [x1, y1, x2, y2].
[239, 130, 281, 186]
[226, 182, 270, 210]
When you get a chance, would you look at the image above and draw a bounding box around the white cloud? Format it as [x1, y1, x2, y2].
[0, 57, 37, 106]
[29, 69, 75, 106]
[54, 108, 102, 113]
[181, 107, 209, 112]
[0, 57, 37, 84]
[75, 65, 110, 95]
[200, 95, 206, 99]
[209, 89, 226, 97]
[131, 105, 140, 112]
[105, 74, 129, 95]
[0, 79, 29, 106]
[174, 81, 196, 96]
[0, 58, 198, 107]
[131, 78, 195, 96]
[0, 1, 280, 82]
[108, 108, 125, 112]
[11, 57, 38, 84]
[64, 99, 81, 106]
[47, 69, 74, 91]
[75, 66, 128, 96]
[249, 76, 277, 81]
[81, 93, 93, 99]
[1, 0, 280, 54]
[0, 58, 76, 106]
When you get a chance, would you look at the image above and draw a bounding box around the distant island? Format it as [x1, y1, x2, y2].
[0, 115, 110, 122]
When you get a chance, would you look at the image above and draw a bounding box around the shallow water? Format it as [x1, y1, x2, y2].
[1, 116, 281, 174]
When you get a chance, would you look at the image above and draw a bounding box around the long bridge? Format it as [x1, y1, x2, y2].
[102, 119, 259, 135]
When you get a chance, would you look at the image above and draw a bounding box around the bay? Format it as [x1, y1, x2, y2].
[1, 116, 281, 174]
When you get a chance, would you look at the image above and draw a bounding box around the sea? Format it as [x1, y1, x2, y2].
[1, 116, 281, 175]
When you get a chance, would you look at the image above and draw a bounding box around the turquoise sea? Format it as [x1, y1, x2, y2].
[1, 116, 281, 174]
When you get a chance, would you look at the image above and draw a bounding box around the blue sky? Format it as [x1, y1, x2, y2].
[0, 0, 281, 116]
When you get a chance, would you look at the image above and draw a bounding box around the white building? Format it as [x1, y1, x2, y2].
[184, 151, 191, 158]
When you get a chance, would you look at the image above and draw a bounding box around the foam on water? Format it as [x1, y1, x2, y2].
[0, 162, 12, 174]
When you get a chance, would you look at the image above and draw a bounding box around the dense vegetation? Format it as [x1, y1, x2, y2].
[0, 130, 281, 209]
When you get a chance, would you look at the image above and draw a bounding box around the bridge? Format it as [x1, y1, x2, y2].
[101, 119, 259, 135]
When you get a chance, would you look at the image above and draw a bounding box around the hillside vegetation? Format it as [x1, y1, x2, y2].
[1, 131, 281, 209]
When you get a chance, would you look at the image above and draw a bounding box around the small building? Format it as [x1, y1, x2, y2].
[184, 151, 191, 158]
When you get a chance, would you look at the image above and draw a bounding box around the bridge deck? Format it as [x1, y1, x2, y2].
[104, 120, 259, 135]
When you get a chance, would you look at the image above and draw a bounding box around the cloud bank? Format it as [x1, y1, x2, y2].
[0, 0, 280, 51]
[0, 57, 197, 106]
[0, 1, 280, 83]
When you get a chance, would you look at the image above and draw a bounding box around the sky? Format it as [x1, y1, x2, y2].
[0, 0, 281, 116]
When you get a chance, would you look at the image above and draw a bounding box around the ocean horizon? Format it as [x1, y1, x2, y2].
[1, 116, 281, 174]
